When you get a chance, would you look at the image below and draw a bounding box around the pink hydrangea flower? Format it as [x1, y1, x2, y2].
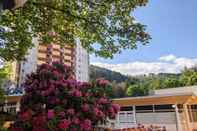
[93, 107, 104, 118]
[80, 119, 91, 131]
[69, 89, 82, 97]
[72, 117, 80, 125]
[57, 119, 71, 129]
[32, 126, 48, 131]
[58, 111, 65, 117]
[93, 107, 99, 114]
[67, 108, 75, 115]
[96, 79, 110, 86]
[32, 114, 47, 126]
[70, 128, 77, 131]
[47, 109, 54, 119]
[98, 97, 108, 104]
[82, 104, 89, 112]
[108, 107, 114, 113]
[112, 104, 120, 113]
[74, 90, 82, 97]
[19, 110, 32, 122]
[11, 127, 24, 131]
[11, 63, 119, 131]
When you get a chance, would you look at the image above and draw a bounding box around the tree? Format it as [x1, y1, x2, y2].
[180, 67, 197, 86]
[162, 78, 182, 88]
[0, 62, 12, 83]
[126, 84, 149, 97]
[0, 0, 150, 61]
[11, 62, 119, 131]
[0, 62, 12, 103]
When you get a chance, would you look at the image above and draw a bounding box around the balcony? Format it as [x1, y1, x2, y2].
[38, 53, 46, 59]
[52, 51, 60, 57]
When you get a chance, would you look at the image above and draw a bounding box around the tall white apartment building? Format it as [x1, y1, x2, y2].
[75, 39, 89, 82]
[18, 40, 89, 85]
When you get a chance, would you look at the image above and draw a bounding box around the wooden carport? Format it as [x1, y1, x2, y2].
[113, 93, 197, 131]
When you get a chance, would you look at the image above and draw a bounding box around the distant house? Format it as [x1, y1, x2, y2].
[0, 95, 21, 115]
[112, 86, 197, 131]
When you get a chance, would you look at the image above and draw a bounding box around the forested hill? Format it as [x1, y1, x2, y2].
[89, 65, 130, 83]
[89, 65, 180, 84]
[89, 65, 197, 98]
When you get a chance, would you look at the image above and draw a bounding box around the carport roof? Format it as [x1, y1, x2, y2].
[113, 93, 197, 106]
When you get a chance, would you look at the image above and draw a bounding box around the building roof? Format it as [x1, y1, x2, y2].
[5, 95, 22, 103]
[154, 86, 197, 95]
[113, 92, 197, 106]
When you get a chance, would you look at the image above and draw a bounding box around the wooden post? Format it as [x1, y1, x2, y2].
[133, 105, 137, 124]
[16, 101, 20, 113]
[188, 105, 194, 123]
[3, 99, 8, 113]
[183, 104, 192, 131]
[175, 104, 182, 131]
[117, 111, 120, 128]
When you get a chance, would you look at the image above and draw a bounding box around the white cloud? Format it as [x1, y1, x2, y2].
[91, 55, 197, 76]
[159, 54, 177, 62]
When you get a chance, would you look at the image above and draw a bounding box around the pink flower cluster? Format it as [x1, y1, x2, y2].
[96, 78, 110, 87]
[11, 62, 120, 131]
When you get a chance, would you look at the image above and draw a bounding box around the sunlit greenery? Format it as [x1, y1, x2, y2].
[0, 62, 12, 104]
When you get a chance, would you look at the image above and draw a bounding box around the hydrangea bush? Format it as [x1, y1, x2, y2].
[11, 62, 119, 131]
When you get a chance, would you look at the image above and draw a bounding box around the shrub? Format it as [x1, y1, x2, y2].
[11, 62, 119, 131]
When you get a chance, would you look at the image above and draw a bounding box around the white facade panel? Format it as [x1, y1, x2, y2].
[75, 39, 89, 82]
[19, 38, 38, 85]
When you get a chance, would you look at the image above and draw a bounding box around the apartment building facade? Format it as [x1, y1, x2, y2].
[18, 40, 76, 85]
[19, 42, 89, 84]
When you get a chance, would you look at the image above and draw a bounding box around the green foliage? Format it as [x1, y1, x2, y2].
[0, 127, 9, 131]
[0, 62, 12, 79]
[0, 62, 12, 104]
[126, 84, 149, 97]
[0, 62, 12, 87]
[180, 67, 197, 86]
[0, 0, 150, 61]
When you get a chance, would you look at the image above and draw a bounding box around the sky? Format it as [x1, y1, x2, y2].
[91, 0, 197, 76]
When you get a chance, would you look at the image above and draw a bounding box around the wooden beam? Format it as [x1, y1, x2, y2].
[113, 95, 192, 106]
[183, 104, 192, 131]
[175, 104, 181, 131]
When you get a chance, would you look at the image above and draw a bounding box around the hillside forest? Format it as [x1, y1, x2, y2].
[90, 65, 197, 98]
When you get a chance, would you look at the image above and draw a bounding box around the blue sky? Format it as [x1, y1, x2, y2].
[91, 0, 197, 75]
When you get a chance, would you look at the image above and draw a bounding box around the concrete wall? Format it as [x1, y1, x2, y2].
[136, 112, 177, 131]
[113, 111, 178, 131]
